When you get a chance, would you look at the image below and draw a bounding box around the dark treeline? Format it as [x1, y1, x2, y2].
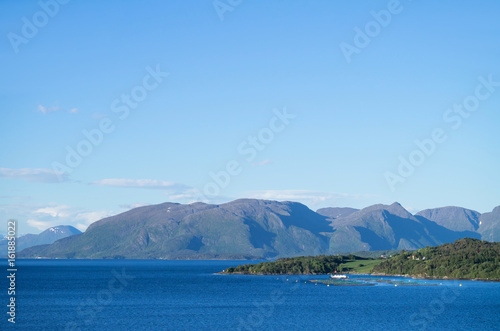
[223, 255, 369, 275]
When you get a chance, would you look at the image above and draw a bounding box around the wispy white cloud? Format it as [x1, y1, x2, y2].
[37, 104, 61, 114]
[37, 104, 78, 115]
[34, 205, 72, 218]
[93, 178, 189, 190]
[73, 210, 114, 231]
[0, 168, 68, 183]
[27, 219, 59, 231]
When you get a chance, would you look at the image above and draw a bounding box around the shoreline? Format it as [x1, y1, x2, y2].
[219, 271, 500, 282]
[370, 272, 500, 282]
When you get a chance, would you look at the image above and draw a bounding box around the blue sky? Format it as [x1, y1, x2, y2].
[1, 0, 499, 233]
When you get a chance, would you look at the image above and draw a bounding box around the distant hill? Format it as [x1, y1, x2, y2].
[416, 206, 481, 232]
[18, 199, 499, 259]
[372, 238, 500, 280]
[1, 225, 81, 256]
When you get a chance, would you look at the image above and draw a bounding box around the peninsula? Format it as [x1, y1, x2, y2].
[222, 238, 500, 281]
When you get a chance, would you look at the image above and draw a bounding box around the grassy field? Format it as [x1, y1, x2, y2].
[342, 258, 384, 274]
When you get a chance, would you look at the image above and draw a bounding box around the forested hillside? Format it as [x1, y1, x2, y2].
[372, 238, 500, 279]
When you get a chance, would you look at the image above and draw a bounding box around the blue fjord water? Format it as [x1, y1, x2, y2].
[1, 259, 499, 330]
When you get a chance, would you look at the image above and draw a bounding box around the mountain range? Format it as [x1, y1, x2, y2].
[1, 225, 81, 256]
[18, 199, 499, 259]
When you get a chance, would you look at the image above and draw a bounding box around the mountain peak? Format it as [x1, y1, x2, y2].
[386, 202, 413, 218]
[354, 202, 412, 219]
[42, 225, 81, 236]
[1, 225, 81, 256]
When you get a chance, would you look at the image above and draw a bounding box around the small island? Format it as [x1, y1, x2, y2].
[221, 238, 500, 281]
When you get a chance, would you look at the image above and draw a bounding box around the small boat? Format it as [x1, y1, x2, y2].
[330, 274, 348, 279]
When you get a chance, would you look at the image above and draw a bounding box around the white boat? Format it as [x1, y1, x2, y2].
[330, 274, 348, 279]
